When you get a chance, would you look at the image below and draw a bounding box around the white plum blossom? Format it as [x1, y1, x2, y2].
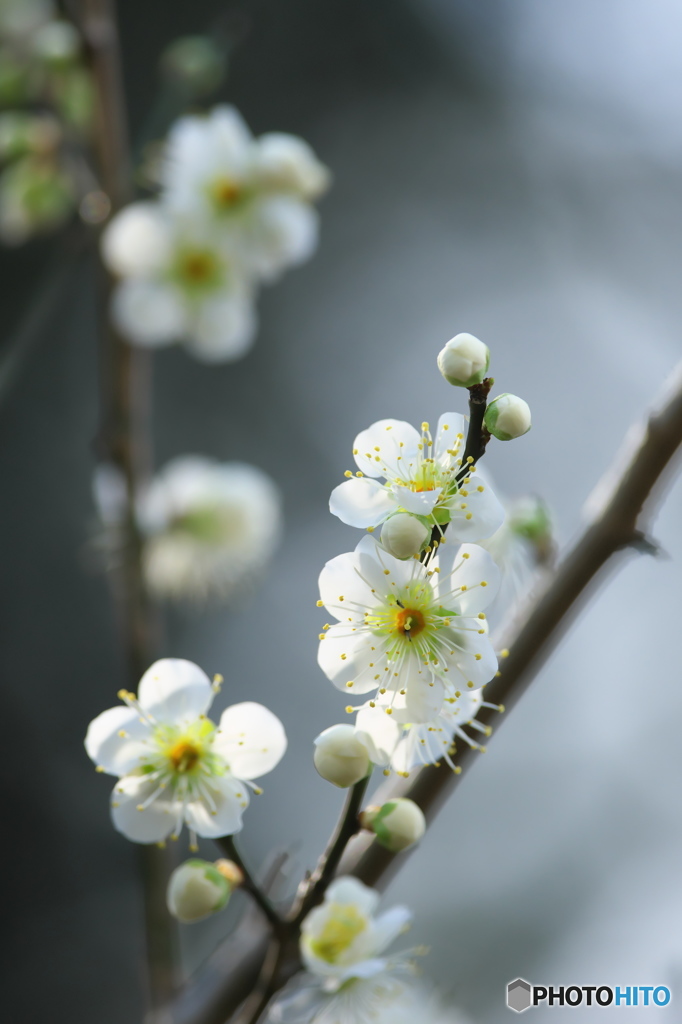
[317, 536, 500, 723]
[101, 200, 257, 362]
[355, 686, 499, 777]
[329, 416, 504, 555]
[161, 105, 329, 282]
[136, 456, 281, 603]
[85, 658, 287, 845]
[300, 877, 412, 986]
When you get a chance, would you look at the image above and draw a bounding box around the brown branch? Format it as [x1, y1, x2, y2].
[149, 362, 682, 1024]
[79, 0, 173, 1009]
[214, 837, 284, 934]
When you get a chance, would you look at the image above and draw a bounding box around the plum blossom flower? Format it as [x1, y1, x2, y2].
[101, 200, 257, 361]
[85, 658, 287, 845]
[329, 416, 504, 556]
[136, 456, 281, 603]
[317, 536, 500, 723]
[161, 105, 329, 282]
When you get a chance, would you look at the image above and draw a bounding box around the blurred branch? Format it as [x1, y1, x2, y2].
[150, 361, 682, 1024]
[79, 0, 174, 1010]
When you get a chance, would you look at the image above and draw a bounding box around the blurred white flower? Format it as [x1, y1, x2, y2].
[329, 416, 504, 556]
[166, 858, 236, 923]
[313, 724, 371, 788]
[360, 798, 426, 852]
[318, 536, 500, 722]
[85, 658, 287, 845]
[101, 200, 257, 362]
[161, 105, 329, 282]
[136, 456, 282, 603]
[0, 0, 53, 38]
[300, 877, 411, 986]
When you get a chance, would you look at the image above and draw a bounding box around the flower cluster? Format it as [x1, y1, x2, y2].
[101, 105, 329, 361]
[0, 0, 94, 243]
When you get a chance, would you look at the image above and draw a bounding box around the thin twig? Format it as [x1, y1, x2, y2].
[214, 837, 284, 933]
[80, 0, 173, 1008]
[150, 363, 682, 1024]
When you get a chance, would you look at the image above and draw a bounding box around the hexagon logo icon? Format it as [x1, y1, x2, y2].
[507, 979, 532, 1013]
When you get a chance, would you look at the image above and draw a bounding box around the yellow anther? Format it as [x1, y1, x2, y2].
[383, 769, 391, 776]
[500, 648, 509, 657]
[353, 448, 359, 454]
[95, 765, 105, 773]
[346, 681, 354, 688]
[386, 708, 393, 715]
[467, 681, 474, 688]
[478, 613, 486, 620]
[462, 552, 470, 559]
[356, 471, 364, 477]
[345, 706, 353, 713]
[465, 513, 473, 520]
[344, 470, 353, 478]
[454, 690, 461, 698]
[480, 580, 487, 587]
[318, 633, 326, 640]
[475, 654, 482, 661]
[421, 421, 429, 431]
[366, 526, 375, 533]
[498, 704, 506, 713]
[374, 446, 380, 452]
[383, 569, 390, 575]
[369, 701, 376, 708]
[477, 485, 485, 492]
[340, 654, 347, 660]
[316, 599, 324, 607]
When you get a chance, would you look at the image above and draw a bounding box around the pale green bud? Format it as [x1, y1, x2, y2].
[437, 332, 490, 388]
[380, 512, 430, 560]
[160, 36, 226, 97]
[313, 724, 371, 788]
[360, 798, 426, 852]
[33, 20, 81, 65]
[484, 393, 531, 441]
[167, 858, 241, 923]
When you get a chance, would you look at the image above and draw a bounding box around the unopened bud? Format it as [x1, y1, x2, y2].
[484, 393, 531, 441]
[33, 20, 81, 65]
[160, 36, 226, 97]
[167, 858, 238, 923]
[437, 333, 490, 388]
[381, 513, 430, 560]
[313, 724, 371, 788]
[360, 798, 426, 852]
[255, 134, 330, 200]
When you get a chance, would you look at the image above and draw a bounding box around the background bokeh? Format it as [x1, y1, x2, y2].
[2, 0, 682, 1021]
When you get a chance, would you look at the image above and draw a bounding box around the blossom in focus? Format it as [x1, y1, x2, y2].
[484, 393, 531, 441]
[329, 416, 504, 557]
[355, 686, 498, 776]
[317, 536, 500, 723]
[101, 201, 257, 361]
[437, 332, 490, 388]
[161, 105, 330, 282]
[300, 877, 412, 986]
[136, 456, 281, 603]
[85, 658, 287, 845]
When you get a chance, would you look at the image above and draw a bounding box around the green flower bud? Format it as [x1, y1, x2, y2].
[360, 798, 426, 852]
[0, 156, 75, 244]
[381, 512, 430, 560]
[33, 20, 81, 66]
[160, 36, 226, 97]
[313, 724, 371, 788]
[437, 333, 490, 388]
[483, 393, 531, 441]
[167, 858, 241, 923]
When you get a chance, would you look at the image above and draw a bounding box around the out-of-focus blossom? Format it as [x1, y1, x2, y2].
[160, 35, 227, 98]
[484, 393, 532, 441]
[329, 416, 504, 556]
[161, 105, 330, 282]
[300, 877, 411, 985]
[0, 153, 74, 243]
[0, 0, 53, 39]
[85, 658, 287, 845]
[101, 201, 258, 361]
[136, 455, 281, 603]
[318, 536, 499, 722]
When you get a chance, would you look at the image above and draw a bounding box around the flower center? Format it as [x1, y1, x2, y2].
[394, 606, 426, 637]
[208, 175, 245, 211]
[169, 740, 201, 773]
[310, 905, 367, 963]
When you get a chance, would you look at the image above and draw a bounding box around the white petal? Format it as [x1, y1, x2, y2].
[137, 658, 214, 725]
[329, 477, 396, 529]
[325, 876, 380, 915]
[354, 706, 400, 764]
[436, 542, 501, 615]
[110, 775, 177, 843]
[318, 549, 377, 613]
[100, 201, 170, 277]
[247, 196, 319, 280]
[183, 775, 249, 838]
[111, 278, 185, 347]
[392, 485, 441, 516]
[368, 906, 412, 954]
[404, 674, 445, 723]
[317, 625, 376, 693]
[185, 292, 257, 363]
[214, 702, 287, 779]
[85, 706, 150, 776]
[353, 419, 421, 480]
[254, 133, 330, 199]
[434, 412, 466, 461]
[439, 628, 498, 691]
[447, 481, 505, 542]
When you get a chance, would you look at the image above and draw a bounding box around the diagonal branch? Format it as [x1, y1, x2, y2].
[149, 362, 682, 1024]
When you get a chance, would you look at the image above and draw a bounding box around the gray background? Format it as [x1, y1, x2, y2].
[2, 0, 682, 1021]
